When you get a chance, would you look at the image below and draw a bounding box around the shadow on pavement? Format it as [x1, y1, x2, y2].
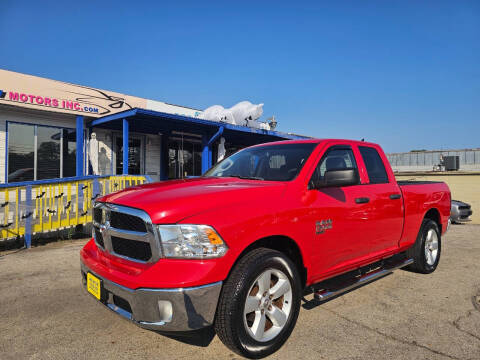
[157, 326, 216, 347]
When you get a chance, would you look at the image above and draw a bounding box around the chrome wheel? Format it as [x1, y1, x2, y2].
[243, 268, 293, 342]
[424, 228, 439, 265]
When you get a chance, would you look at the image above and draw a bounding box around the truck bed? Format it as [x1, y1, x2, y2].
[398, 180, 451, 249]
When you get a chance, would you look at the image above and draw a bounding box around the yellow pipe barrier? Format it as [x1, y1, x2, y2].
[15, 188, 19, 234]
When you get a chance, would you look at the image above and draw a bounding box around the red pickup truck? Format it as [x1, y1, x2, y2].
[81, 139, 451, 358]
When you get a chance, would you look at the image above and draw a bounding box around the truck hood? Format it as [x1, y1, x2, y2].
[99, 177, 287, 224]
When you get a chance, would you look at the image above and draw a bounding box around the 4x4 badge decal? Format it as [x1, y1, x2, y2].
[316, 219, 332, 234]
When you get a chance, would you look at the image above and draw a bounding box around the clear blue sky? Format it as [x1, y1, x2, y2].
[1, 1, 478, 152]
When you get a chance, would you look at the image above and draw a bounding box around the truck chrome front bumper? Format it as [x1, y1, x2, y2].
[80, 261, 222, 331]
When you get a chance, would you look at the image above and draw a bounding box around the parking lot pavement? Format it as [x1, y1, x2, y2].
[1, 225, 479, 360]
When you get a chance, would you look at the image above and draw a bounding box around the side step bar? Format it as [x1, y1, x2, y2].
[313, 257, 413, 302]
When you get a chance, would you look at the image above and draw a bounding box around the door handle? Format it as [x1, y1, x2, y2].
[355, 197, 370, 204]
[389, 194, 401, 200]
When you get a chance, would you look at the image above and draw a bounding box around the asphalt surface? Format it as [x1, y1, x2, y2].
[1, 225, 479, 360]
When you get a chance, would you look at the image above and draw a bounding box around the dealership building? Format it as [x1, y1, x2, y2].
[0, 69, 305, 185]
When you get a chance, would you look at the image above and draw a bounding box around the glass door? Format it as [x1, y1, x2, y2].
[115, 136, 143, 175]
[167, 137, 202, 179]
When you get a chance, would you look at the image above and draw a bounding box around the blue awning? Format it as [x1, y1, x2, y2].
[88, 108, 308, 144]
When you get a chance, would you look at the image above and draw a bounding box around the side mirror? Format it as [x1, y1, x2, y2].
[312, 168, 358, 188]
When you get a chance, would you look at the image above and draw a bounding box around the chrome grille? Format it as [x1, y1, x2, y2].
[92, 202, 160, 263]
[94, 228, 104, 248]
[111, 236, 152, 261]
[110, 211, 147, 232]
[93, 207, 102, 223]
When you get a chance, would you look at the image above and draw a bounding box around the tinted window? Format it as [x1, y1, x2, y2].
[37, 127, 60, 180]
[205, 143, 316, 181]
[359, 146, 389, 184]
[63, 129, 77, 177]
[311, 147, 358, 186]
[8, 123, 35, 182]
[7, 123, 76, 183]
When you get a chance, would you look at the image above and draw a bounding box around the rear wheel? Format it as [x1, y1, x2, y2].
[215, 248, 301, 358]
[406, 219, 441, 273]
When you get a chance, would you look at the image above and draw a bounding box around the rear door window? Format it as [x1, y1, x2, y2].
[359, 146, 389, 184]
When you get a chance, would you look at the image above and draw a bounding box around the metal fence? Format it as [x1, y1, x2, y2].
[387, 149, 480, 172]
[0, 175, 150, 246]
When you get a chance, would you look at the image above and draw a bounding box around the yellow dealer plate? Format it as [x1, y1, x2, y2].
[87, 273, 102, 300]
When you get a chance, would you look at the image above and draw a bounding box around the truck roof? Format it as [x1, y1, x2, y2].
[251, 138, 379, 148]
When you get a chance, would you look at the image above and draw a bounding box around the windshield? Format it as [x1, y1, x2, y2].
[204, 143, 317, 181]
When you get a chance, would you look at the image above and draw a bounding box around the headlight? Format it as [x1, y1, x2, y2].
[157, 225, 228, 259]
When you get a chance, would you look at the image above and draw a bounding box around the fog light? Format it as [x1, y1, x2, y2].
[158, 300, 173, 323]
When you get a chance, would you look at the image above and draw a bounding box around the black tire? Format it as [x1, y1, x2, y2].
[214, 248, 302, 359]
[406, 219, 441, 274]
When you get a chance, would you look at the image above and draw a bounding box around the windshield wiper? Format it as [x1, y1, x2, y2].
[228, 175, 264, 180]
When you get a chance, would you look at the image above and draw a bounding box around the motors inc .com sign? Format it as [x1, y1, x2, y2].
[2, 90, 100, 113]
[0, 69, 146, 117]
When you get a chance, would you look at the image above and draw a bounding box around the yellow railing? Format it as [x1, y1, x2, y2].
[0, 175, 149, 242]
[0, 185, 25, 239]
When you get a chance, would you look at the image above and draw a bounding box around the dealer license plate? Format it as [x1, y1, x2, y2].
[87, 273, 102, 300]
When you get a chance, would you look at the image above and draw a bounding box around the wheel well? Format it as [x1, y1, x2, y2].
[235, 236, 307, 289]
[424, 208, 441, 233]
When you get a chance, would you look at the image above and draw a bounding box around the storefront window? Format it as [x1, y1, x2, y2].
[7, 123, 35, 182]
[98, 146, 110, 176]
[6, 122, 76, 183]
[63, 129, 76, 177]
[37, 127, 61, 180]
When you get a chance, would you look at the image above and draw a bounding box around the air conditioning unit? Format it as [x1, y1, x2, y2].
[444, 156, 460, 171]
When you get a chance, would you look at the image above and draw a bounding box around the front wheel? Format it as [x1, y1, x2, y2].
[214, 248, 301, 358]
